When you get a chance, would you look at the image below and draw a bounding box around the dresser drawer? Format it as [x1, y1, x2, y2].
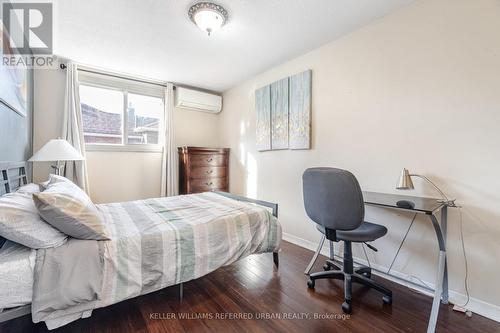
[189, 154, 226, 167]
[190, 185, 227, 194]
[190, 166, 227, 179]
[189, 177, 226, 191]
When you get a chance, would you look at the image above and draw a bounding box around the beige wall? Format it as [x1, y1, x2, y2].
[33, 69, 220, 203]
[219, 0, 500, 319]
[86, 108, 220, 203]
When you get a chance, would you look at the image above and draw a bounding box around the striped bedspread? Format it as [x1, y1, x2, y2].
[34, 192, 281, 328]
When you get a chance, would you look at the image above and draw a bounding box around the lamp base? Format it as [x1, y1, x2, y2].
[50, 163, 64, 176]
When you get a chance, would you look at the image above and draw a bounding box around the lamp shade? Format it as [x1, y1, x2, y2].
[396, 168, 414, 189]
[29, 139, 84, 162]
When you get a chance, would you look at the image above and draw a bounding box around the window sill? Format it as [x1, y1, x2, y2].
[85, 144, 163, 153]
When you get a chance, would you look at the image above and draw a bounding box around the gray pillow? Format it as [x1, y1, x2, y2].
[0, 192, 68, 249]
[33, 180, 109, 240]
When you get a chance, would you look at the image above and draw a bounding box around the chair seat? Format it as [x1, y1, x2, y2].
[317, 222, 387, 242]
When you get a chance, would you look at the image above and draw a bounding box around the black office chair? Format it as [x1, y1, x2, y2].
[303, 167, 392, 313]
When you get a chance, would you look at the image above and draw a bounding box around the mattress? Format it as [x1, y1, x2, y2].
[0, 240, 35, 309]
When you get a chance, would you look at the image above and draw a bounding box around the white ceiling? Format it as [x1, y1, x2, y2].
[53, 0, 413, 92]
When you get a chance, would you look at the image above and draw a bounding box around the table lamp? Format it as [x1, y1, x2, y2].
[29, 139, 84, 175]
[396, 168, 455, 207]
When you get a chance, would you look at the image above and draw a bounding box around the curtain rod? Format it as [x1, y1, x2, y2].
[59, 63, 170, 88]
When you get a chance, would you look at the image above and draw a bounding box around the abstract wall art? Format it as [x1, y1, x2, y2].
[0, 28, 28, 117]
[270, 77, 289, 150]
[289, 70, 312, 149]
[255, 70, 312, 152]
[255, 85, 271, 151]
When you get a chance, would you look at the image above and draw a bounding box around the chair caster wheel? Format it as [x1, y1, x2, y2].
[342, 301, 352, 314]
[323, 264, 331, 271]
[307, 280, 315, 289]
[383, 295, 392, 305]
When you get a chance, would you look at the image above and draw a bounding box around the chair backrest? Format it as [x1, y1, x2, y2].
[302, 167, 364, 231]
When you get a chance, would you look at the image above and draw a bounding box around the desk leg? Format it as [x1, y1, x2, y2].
[441, 207, 449, 304]
[329, 240, 334, 260]
[428, 250, 446, 333]
[428, 214, 447, 333]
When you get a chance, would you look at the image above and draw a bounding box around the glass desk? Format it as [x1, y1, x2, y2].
[363, 191, 448, 333]
[363, 191, 445, 215]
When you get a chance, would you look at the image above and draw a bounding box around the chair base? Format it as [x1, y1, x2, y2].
[324, 259, 372, 278]
[307, 241, 392, 314]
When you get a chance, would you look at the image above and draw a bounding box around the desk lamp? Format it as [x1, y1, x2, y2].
[396, 168, 456, 207]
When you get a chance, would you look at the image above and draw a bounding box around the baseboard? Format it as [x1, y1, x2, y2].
[282, 232, 500, 323]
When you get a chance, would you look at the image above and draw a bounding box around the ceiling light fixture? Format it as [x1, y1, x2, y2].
[188, 2, 228, 36]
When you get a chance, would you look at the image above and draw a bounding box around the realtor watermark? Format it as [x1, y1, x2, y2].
[2, 1, 56, 68]
[149, 312, 351, 321]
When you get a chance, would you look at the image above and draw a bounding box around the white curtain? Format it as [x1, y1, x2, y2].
[62, 62, 90, 193]
[161, 83, 178, 197]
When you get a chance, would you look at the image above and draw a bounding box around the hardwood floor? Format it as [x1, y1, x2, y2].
[1, 241, 498, 333]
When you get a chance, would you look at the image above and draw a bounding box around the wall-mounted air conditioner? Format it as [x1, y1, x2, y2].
[175, 87, 222, 114]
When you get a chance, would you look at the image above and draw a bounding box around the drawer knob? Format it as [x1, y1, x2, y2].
[206, 170, 213, 174]
[207, 157, 213, 162]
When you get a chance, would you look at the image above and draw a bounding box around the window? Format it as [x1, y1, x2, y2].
[127, 93, 163, 145]
[80, 85, 124, 145]
[79, 71, 164, 151]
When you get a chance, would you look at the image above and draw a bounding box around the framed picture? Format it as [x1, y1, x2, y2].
[0, 27, 28, 117]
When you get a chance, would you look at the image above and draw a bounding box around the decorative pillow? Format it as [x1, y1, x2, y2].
[16, 183, 43, 195]
[33, 180, 109, 240]
[0, 192, 68, 249]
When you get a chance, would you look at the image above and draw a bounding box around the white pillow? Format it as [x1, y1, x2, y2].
[16, 183, 43, 195]
[39, 174, 70, 191]
[0, 192, 68, 249]
[47, 174, 72, 185]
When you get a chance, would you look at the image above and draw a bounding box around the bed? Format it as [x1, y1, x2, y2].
[0, 240, 36, 309]
[0, 162, 282, 329]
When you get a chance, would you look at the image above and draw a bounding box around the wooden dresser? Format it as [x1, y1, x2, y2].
[178, 147, 230, 194]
